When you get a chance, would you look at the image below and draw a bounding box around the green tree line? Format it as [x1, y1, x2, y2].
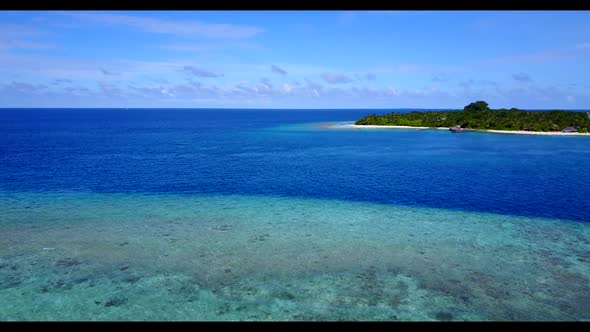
[354, 101, 590, 133]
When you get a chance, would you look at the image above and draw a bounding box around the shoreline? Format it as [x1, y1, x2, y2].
[333, 124, 590, 136]
[476, 129, 590, 136]
[335, 124, 449, 130]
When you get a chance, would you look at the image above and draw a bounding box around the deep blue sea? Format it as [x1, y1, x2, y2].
[1, 108, 589, 321]
[2, 108, 589, 221]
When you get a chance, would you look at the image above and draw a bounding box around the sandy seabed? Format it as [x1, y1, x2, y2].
[1, 192, 589, 321]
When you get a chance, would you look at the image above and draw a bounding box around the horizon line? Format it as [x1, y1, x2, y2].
[1, 107, 590, 111]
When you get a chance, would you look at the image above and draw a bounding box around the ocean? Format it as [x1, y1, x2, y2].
[0, 108, 589, 321]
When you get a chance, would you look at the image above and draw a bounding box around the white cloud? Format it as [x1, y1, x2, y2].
[365, 73, 376, 81]
[0, 40, 54, 50]
[161, 44, 214, 52]
[0, 23, 53, 50]
[512, 73, 532, 82]
[321, 72, 354, 84]
[182, 66, 222, 78]
[63, 12, 264, 39]
[271, 65, 287, 75]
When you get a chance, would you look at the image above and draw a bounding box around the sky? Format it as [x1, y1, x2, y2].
[1, 10, 589, 109]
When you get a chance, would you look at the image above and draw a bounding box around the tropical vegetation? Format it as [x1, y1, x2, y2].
[354, 101, 590, 132]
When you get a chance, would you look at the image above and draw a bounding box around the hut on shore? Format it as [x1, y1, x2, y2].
[449, 125, 464, 133]
[561, 126, 578, 133]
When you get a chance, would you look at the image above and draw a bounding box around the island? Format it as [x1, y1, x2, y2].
[353, 101, 590, 135]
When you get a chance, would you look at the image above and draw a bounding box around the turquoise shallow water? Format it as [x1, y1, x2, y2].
[1, 192, 589, 321]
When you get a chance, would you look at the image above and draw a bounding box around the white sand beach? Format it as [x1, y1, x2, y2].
[480, 129, 590, 136]
[328, 123, 590, 136]
[333, 124, 448, 130]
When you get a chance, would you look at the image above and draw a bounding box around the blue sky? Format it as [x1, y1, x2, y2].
[1, 10, 589, 109]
